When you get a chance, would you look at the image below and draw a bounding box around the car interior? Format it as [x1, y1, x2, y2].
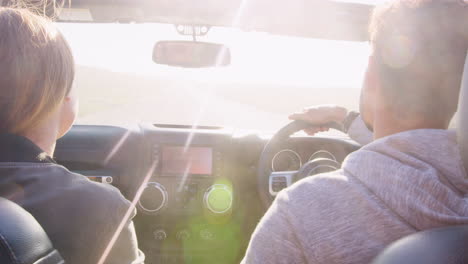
[0, 0, 467, 264]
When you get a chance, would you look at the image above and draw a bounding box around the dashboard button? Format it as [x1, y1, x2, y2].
[153, 229, 167, 241]
[272, 181, 287, 192]
[199, 229, 215, 241]
[176, 229, 191, 241]
[188, 183, 198, 195]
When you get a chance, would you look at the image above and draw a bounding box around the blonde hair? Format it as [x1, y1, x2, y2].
[5, 0, 68, 19]
[0, 7, 75, 134]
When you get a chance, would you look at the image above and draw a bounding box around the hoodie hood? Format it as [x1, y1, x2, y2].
[344, 129, 468, 231]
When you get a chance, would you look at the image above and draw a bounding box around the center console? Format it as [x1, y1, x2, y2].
[138, 144, 231, 216]
[135, 125, 240, 264]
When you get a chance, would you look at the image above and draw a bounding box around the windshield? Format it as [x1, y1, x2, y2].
[57, 23, 370, 132]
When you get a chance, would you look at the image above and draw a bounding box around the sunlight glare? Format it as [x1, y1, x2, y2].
[97, 159, 158, 264]
[103, 130, 131, 165]
[184, 0, 251, 150]
[58, 22, 370, 88]
[56, 17, 370, 130]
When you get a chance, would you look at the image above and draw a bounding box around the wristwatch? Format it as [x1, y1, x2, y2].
[342, 111, 360, 133]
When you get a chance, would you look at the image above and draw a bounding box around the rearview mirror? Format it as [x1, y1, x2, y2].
[153, 41, 231, 68]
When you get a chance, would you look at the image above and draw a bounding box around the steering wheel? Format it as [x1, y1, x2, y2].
[257, 120, 344, 208]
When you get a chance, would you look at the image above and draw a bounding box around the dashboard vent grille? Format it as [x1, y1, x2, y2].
[153, 124, 223, 130]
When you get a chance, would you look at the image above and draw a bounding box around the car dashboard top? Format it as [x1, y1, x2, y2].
[54, 123, 360, 264]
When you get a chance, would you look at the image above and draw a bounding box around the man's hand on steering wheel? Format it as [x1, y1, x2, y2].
[257, 109, 348, 208]
[288, 105, 348, 135]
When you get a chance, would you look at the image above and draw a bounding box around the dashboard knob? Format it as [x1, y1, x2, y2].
[176, 229, 191, 241]
[153, 229, 167, 241]
[138, 182, 168, 214]
[199, 228, 216, 241]
[203, 184, 233, 214]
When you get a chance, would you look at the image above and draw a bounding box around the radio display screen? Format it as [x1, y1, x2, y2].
[161, 146, 213, 176]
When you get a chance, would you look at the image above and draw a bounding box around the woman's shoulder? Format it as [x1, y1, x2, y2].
[0, 162, 137, 264]
[0, 162, 133, 218]
[52, 164, 132, 214]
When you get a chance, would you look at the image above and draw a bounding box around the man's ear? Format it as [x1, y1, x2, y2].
[366, 55, 380, 92]
[359, 54, 381, 132]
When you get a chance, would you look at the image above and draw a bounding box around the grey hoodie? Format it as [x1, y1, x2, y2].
[242, 129, 468, 264]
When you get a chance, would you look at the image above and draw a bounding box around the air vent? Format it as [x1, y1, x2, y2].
[153, 124, 223, 130]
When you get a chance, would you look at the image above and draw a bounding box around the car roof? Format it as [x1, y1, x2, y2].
[23, 0, 374, 41]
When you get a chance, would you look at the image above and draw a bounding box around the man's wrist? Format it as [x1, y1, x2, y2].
[342, 111, 360, 133]
[330, 107, 348, 123]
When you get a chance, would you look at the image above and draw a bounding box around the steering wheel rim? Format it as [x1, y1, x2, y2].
[257, 120, 343, 208]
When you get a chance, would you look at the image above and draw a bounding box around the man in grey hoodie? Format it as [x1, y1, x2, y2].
[242, 0, 468, 263]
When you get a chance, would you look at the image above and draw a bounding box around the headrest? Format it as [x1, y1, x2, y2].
[0, 197, 64, 264]
[371, 225, 468, 264]
[457, 52, 468, 174]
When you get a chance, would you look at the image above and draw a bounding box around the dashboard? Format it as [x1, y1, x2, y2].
[54, 123, 359, 264]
